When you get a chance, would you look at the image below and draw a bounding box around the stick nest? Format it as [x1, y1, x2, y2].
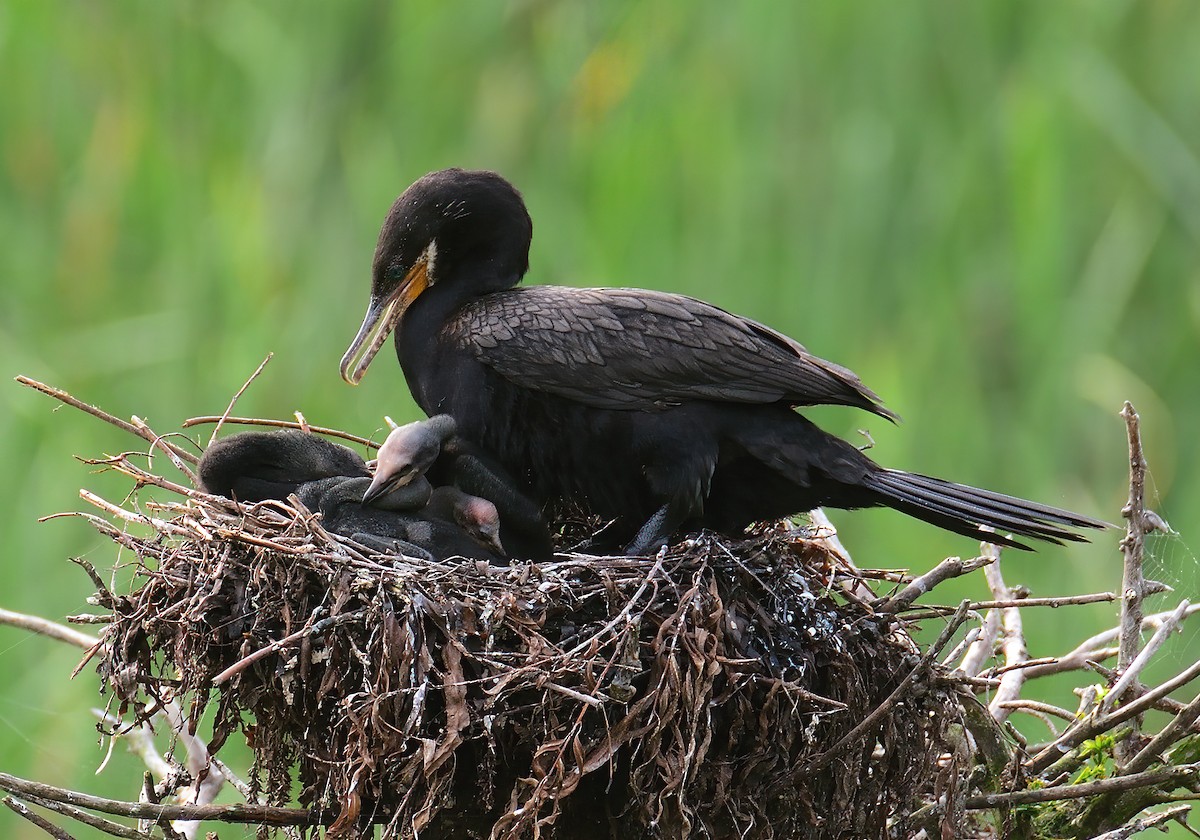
[86, 448, 958, 840]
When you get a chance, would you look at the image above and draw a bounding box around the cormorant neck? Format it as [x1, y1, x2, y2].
[396, 260, 524, 413]
[410, 260, 521, 327]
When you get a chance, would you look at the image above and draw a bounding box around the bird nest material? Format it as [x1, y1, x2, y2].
[79, 442, 957, 840]
[15, 378, 1200, 840]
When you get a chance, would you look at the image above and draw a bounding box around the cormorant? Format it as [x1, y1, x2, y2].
[366, 413, 553, 560]
[199, 429, 368, 502]
[363, 415, 456, 504]
[423, 485, 505, 557]
[198, 429, 508, 562]
[340, 168, 1108, 554]
[296, 475, 502, 562]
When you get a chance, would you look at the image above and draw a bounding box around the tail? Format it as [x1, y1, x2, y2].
[862, 468, 1110, 550]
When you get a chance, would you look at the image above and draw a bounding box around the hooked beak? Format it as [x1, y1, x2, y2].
[340, 254, 432, 385]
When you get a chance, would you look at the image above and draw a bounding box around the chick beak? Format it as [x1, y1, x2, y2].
[361, 467, 412, 506]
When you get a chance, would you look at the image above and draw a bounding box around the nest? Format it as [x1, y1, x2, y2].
[77, 442, 960, 840]
[16, 379, 1194, 840]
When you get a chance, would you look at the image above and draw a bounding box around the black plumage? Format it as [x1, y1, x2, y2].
[197, 429, 504, 562]
[297, 475, 503, 562]
[198, 429, 369, 502]
[422, 485, 505, 557]
[340, 168, 1108, 554]
[367, 414, 553, 560]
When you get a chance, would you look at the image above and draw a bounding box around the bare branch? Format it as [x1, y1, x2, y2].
[0, 607, 99, 650]
[982, 544, 1026, 725]
[2, 796, 79, 840]
[182, 415, 382, 449]
[965, 762, 1200, 809]
[1103, 598, 1191, 714]
[1087, 805, 1192, 840]
[1026, 657, 1200, 775]
[15, 376, 199, 468]
[1116, 401, 1152, 762]
[1125, 689, 1200, 776]
[996, 699, 1076, 726]
[879, 555, 990, 612]
[0, 772, 314, 827]
[15, 794, 151, 840]
[1019, 603, 1200, 680]
[958, 605, 1001, 678]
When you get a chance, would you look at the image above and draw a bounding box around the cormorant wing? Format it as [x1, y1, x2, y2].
[444, 287, 898, 420]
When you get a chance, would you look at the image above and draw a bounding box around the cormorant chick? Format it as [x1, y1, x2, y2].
[340, 168, 1109, 555]
[198, 429, 368, 502]
[363, 415, 456, 504]
[300, 477, 503, 561]
[198, 429, 506, 562]
[367, 414, 553, 560]
[424, 485, 504, 557]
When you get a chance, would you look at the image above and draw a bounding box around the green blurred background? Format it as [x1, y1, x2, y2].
[2, 1, 1199, 837]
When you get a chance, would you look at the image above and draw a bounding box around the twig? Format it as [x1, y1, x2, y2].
[965, 762, 1200, 809]
[93, 707, 254, 805]
[1026, 657, 1200, 775]
[15, 376, 200, 471]
[879, 555, 991, 612]
[209, 354, 273, 446]
[1087, 805, 1192, 840]
[997, 699, 1076, 725]
[2, 796, 79, 840]
[958, 603, 1001, 678]
[1103, 598, 1191, 714]
[127, 417, 200, 488]
[968, 593, 1117, 610]
[1101, 678, 1200, 734]
[561, 550, 668, 660]
[0, 607, 99, 649]
[901, 591, 1118, 621]
[1125, 688, 1200, 776]
[1116, 401, 1150, 760]
[211, 610, 363, 686]
[807, 508, 875, 600]
[1019, 603, 1200, 680]
[0, 772, 314, 827]
[19, 793, 151, 840]
[182, 415, 382, 449]
[982, 544, 1026, 725]
[940, 628, 981, 669]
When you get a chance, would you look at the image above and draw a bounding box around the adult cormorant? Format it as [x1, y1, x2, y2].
[340, 168, 1107, 554]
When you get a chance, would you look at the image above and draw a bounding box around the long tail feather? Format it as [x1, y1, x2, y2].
[864, 469, 1110, 551]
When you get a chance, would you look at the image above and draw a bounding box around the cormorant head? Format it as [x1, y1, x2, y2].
[450, 490, 505, 557]
[361, 415, 457, 505]
[341, 168, 533, 385]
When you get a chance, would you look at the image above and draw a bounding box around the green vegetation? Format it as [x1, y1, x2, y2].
[2, 2, 1198, 836]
